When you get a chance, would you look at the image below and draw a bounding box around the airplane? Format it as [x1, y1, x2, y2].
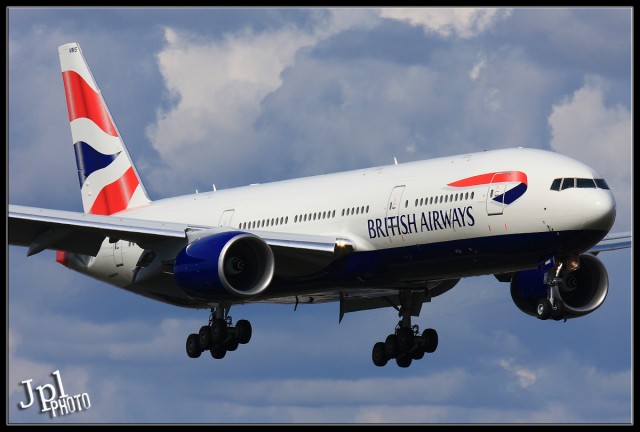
[8, 42, 632, 368]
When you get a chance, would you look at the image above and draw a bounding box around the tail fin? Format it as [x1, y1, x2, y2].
[58, 42, 151, 215]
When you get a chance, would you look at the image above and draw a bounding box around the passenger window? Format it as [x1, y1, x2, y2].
[550, 178, 561, 191]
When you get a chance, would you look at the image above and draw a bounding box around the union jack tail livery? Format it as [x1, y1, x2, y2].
[59, 42, 150, 215]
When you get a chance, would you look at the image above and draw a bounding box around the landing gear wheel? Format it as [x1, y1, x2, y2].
[211, 319, 228, 343]
[411, 348, 425, 360]
[385, 334, 399, 359]
[397, 327, 414, 352]
[536, 299, 552, 320]
[186, 333, 202, 358]
[372, 342, 388, 367]
[210, 345, 227, 359]
[411, 335, 425, 360]
[226, 337, 239, 352]
[551, 300, 565, 321]
[396, 354, 412, 368]
[236, 319, 252, 344]
[199, 325, 212, 350]
[422, 328, 438, 353]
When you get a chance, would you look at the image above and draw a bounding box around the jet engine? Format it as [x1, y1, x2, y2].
[174, 231, 274, 300]
[510, 254, 608, 319]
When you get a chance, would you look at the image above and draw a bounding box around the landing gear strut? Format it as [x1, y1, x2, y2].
[536, 258, 573, 321]
[371, 291, 438, 368]
[186, 305, 252, 359]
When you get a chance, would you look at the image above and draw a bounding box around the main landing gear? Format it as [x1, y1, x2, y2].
[185, 306, 252, 360]
[371, 291, 438, 368]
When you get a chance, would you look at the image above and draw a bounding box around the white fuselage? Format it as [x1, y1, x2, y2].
[68, 147, 616, 306]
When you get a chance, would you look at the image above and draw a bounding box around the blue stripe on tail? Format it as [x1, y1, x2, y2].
[73, 141, 121, 186]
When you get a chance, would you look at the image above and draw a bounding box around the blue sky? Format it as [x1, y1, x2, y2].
[7, 7, 632, 424]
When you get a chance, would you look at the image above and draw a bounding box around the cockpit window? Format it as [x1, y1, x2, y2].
[594, 178, 610, 189]
[576, 178, 596, 188]
[551, 177, 609, 191]
[560, 178, 575, 190]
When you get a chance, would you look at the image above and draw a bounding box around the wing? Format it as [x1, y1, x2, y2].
[8, 204, 353, 269]
[588, 231, 632, 254]
[9, 205, 189, 256]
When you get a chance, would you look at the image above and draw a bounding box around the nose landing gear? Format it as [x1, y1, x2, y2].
[536, 258, 575, 321]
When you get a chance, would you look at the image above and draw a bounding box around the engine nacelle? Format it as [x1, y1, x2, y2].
[174, 231, 275, 300]
[510, 254, 608, 319]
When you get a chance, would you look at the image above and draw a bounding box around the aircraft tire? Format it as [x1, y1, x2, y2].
[536, 299, 552, 320]
[210, 345, 227, 359]
[372, 342, 388, 367]
[186, 333, 202, 358]
[236, 319, 252, 344]
[385, 334, 399, 359]
[211, 319, 227, 343]
[411, 337, 425, 360]
[199, 325, 212, 350]
[422, 328, 438, 353]
[397, 327, 414, 352]
[396, 354, 412, 368]
[551, 300, 565, 321]
[226, 337, 239, 352]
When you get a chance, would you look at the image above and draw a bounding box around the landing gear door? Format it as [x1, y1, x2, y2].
[486, 173, 507, 216]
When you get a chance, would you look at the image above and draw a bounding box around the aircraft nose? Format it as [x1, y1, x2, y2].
[582, 190, 616, 231]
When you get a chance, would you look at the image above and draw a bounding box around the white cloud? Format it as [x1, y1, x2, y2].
[380, 8, 512, 39]
[146, 24, 328, 193]
[150, 25, 313, 143]
[498, 358, 537, 388]
[469, 56, 486, 81]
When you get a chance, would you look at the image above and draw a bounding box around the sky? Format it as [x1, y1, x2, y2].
[6, 7, 633, 424]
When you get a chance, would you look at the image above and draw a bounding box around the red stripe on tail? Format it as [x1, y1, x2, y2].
[89, 167, 140, 215]
[62, 70, 118, 137]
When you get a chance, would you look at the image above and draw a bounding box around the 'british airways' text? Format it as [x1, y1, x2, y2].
[367, 206, 475, 239]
